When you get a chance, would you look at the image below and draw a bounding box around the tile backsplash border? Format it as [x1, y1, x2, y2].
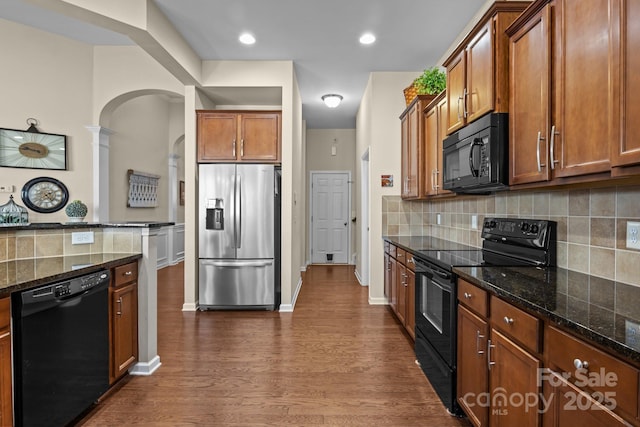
[382, 185, 640, 287]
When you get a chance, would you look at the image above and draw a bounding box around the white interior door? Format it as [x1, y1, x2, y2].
[311, 172, 350, 264]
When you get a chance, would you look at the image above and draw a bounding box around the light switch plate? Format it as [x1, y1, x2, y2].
[71, 231, 94, 245]
[436, 213, 442, 225]
[0, 185, 13, 193]
[627, 221, 640, 250]
[471, 215, 478, 229]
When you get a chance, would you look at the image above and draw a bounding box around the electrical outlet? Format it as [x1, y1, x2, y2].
[71, 231, 94, 245]
[471, 215, 478, 229]
[0, 185, 13, 193]
[627, 221, 640, 250]
[437, 213, 442, 225]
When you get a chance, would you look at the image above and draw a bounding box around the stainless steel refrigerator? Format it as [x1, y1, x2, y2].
[198, 164, 281, 310]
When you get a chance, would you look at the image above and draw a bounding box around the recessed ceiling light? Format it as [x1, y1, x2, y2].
[359, 33, 376, 45]
[239, 33, 256, 45]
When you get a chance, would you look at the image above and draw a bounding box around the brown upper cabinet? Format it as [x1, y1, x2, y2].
[197, 111, 281, 163]
[508, 0, 624, 185]
[444, 2, 531, 135]
[424, 93, 452, 197]
[400, 95, 436, 199]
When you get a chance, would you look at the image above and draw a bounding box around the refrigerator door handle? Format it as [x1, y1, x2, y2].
[236, 174, 242, 248]
[200, 259, 273, 268]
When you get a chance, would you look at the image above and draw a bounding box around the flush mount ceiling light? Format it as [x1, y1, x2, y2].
[322, 94, 343, 108]
[239, 32, 256, 45]
[359, 32, 376, 45]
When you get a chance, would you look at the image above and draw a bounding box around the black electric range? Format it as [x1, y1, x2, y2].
[413, 217, 557, 416]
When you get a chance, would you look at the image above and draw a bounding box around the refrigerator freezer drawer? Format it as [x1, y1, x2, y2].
[199, 259, 275, 309]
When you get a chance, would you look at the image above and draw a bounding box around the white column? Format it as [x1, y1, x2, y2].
[85, 126, 114, 222]
[130, 227, 162, 376]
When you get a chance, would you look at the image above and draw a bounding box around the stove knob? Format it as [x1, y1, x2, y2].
[530, 224, 539, 234]
[490, 220, 497, 228]
[521, 222, 530, 232]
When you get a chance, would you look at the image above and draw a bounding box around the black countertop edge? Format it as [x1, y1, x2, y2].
[453, 266, 640, 366]
[0, 222, 174, 231]
[383, 235, 476, 253]
[0, 253, 142, 298]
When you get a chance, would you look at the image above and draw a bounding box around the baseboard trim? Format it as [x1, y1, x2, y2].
[280, 276, 303, 312]
[129, 356, 162, 376]
[182, 302, 197, 312]
[354, 269, 368, 287]
[368, 296, 388, 305]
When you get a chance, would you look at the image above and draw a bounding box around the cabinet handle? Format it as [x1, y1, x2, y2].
[463, 87, 468, 118]
[232, 139, 236, 157]
[241, 139, 244, 157]
[536, 131, 546, 172]
[464, 292, 472, 299]
[503, 316, 514, 325]
[573, 358, 589, 370]
[116, 297, 123, 316]
[434, 170, 440, 190]
[124, 271, 133, 276]
[550, 125, 559, 170]
[457, 96, 463, 120]
[476, 330, 485, 355]
[487, 339, 496, 370]
[407, 258, 414, 264]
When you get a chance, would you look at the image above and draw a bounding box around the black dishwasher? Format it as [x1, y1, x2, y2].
[12, 269, 110, 427]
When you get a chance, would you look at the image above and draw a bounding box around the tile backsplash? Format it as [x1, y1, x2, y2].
[382, 185, 640, 287]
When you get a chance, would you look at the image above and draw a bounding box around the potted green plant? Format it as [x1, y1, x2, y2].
[413, 66, 446, 95]
[65, 200, 88, 223]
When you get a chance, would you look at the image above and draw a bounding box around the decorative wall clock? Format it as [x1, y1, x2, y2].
[0, 119, 67, 170]
[21, 177, 69, 213]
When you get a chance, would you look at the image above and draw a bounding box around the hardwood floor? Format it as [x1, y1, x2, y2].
[78, 263, 470, 426]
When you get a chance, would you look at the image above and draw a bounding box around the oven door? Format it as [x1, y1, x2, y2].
[415, 260, 455, 366]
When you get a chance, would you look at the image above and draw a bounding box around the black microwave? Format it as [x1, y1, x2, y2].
[442, 112, 509, 194]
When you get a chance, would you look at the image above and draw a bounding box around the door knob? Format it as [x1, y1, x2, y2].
[344, 222, 347, 226]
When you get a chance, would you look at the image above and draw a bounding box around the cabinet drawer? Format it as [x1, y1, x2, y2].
[546, 326, 639, 420]
[389, 244, 397, 259]
[113, 261, 138, 288]
[0, 298, 8, 330]
[458, 279, 488, 317]
[384, 241, 390, 254]
[396, 248, 406, 264]
[490, 297, 540, 353]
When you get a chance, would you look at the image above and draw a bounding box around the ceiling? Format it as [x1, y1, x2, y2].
[0, 0, 487, 129]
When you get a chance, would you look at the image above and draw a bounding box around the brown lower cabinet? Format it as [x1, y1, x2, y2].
[458, 278, 640, 427]
[110, 261, 139, 384]
[383, 243, 416, 339]
[0, 298, 11, 427]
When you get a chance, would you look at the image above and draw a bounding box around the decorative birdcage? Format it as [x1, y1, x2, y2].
[0, 195, 29, 226]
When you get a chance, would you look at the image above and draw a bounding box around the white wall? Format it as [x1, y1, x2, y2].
[356, 72, 420, 302]
[305, 129, 357, 264]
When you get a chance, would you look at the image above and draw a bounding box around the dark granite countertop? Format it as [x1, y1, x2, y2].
[0, 222, 174, 231]
[383, 235, 476, 251]
[454, 266, 640, 365]
[0, 253, 142, 298]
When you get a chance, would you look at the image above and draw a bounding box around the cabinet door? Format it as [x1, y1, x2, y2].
[407, 104, 420, 198]
[552, 0, 616, 177]
[424, 106, 439, 196]
[542, 370, 630, 427]
[0, 330, 11, 427]
[396, 263, 407, 325]
[613, 0, 640, 167]
[458, 305, 489, 427]
[384, 253, 391, 301]
[466, 20, 495, 123]
[197, 112, 238, 161]
[401, 112, 411, 198]
[405, 268, 415, 339]
[436, 97, 451, 195]
[509, 5, 552, 185]
[112, 283, 138, 382]
[489, 329, 541, 427]
[389, 256, 398, 314]
[446, 51, 467, 134]
[239, 113, 280, 162]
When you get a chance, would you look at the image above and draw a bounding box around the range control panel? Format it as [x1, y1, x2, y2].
[482, 217, 557, 249]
